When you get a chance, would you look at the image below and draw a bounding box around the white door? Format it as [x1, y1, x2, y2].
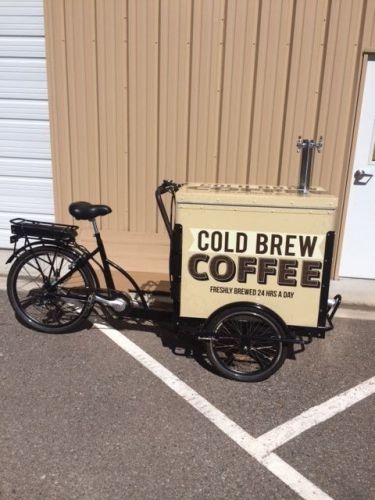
[0, 0, 54, 248]
[340, 58, 375, 279]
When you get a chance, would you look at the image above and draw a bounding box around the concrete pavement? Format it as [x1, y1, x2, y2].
[0, 289, 374, 499]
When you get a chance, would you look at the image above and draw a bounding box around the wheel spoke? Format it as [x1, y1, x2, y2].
[11, 248, 93, 331]
[225, 354, 235, 366]
[250, 319, 262, 337]
[251, 321, 272, 338]
[21, 266, 42, 287]
[249, 348, 272, 369]
[19, 294, 39, 308]
[207, 308, 286, 381]
[47, 249, 58, 282]
[222, 318, 242, 337]
[214, 342, 239, 352]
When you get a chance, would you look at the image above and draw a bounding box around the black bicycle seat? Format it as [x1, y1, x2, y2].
[69, 201, 112, 220]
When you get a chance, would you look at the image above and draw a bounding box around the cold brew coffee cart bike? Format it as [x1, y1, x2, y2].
[6, 139, 341, 382]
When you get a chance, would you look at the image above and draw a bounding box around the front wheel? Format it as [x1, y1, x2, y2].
[7, 246, 96, 333]
[205, 305, 288, 382]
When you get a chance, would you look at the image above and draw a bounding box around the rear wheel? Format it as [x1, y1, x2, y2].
[7, 246, 95, 333]
[205, 305, 288, 382]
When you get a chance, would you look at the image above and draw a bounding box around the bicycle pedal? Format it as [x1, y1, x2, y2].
[88, 292, 96, 306]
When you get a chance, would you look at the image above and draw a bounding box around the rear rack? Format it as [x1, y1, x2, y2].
[10, 218, 78, 243]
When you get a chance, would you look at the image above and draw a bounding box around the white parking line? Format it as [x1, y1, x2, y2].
[256, 376, 375, 453]
[95, 323, 332, 500]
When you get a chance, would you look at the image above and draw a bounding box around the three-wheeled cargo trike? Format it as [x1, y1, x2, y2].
[6, 138, 341, 382]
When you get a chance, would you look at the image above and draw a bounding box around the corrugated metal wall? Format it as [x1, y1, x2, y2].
[0, 0, 54, 248]
[44, 0, 375, 274]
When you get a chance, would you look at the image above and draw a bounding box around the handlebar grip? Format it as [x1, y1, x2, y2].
[157, 180, 181, 194]
[155, 180, 177, 238]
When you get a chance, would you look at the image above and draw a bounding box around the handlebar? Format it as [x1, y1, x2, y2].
[155, 180, 181, 238]
[156, 180, 181, 195]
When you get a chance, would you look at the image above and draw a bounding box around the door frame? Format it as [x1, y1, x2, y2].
[335, 52, 375, 278]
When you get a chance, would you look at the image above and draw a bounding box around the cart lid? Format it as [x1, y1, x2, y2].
[175, 183, 338, 210]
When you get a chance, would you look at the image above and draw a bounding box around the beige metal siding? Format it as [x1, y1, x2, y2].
[96, 0, 129, 232]
[279, 0, 329, 186]
[363, 0, 375, 48]
[44, 0, 73, 220]
[44, 0, 375, 274]
[217, 0, 259, 183]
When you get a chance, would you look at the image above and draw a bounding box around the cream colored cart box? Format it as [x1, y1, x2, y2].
[175, 183, 338, 328]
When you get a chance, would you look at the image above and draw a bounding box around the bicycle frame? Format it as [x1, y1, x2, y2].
[6, 180, 343, 383]
[50, 222, 149, 310]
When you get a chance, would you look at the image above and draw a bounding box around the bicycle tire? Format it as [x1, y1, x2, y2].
[205, 305, 288, 382]
[7, 245, 96, 333]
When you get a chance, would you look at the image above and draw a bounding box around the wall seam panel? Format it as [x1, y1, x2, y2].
[93, 0, 102, 227]
[67, 0, 73, 210]
[155, 0, 162, 231]
[313, 1, 331, 140]
[214, 0, 228, 183]
[276, 0, 297, 185]
[184, 0, 194, 182]
[245, 0, 262, 184]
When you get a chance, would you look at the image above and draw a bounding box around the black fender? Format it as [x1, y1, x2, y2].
[6, 241, 52, 264]
[205, 301, 292, 337]
[7, 243, 100, 289]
